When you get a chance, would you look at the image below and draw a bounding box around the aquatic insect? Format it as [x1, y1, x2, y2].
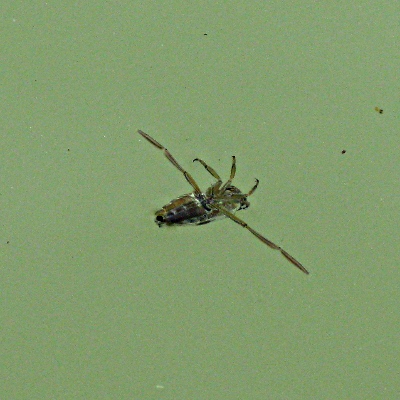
[138, 130, 309, 275]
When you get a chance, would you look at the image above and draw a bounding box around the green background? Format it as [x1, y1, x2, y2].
[2, 2, 399, 399]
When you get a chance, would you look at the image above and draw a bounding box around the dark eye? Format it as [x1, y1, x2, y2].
[156, 215, 164, 222]
[240, 199, 249, 209]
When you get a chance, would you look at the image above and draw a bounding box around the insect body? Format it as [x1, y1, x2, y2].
[138, 130, 309, 275]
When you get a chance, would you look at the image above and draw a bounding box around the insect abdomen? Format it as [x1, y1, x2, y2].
[155, 195, 211, 226]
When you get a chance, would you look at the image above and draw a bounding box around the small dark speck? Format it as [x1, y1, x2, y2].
[375, 106, 383, 114]
[341, 150, 346, 154]
[204, 33, 207, 36]
[67, 149, 70, 151]
[6, 241, 10, 244]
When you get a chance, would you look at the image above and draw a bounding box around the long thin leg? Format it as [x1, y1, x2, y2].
[193, 157, 223, 196]
[193, 158, 222, 181]
[223, 179, 259, 201]
[213, 204, 309, 274]
[246, 179, 259, 197]
[138, 130, 202, 195]
[221, 156, 237, 191]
